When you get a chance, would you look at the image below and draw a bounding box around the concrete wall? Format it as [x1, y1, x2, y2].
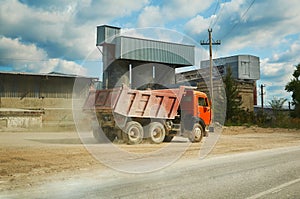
[0, 73, 94, 129]
[237, 82, 256, 112]
[0, 98, 75, 127]
[1, 115, 42, 128]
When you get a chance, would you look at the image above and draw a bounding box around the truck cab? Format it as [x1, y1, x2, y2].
[180, 89, 211, 141]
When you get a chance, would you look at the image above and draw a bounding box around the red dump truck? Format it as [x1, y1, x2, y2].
[83, 84, 211, 144]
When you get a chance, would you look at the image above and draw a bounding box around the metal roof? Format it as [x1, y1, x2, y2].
[0, 71, 98, 80]
[97, 25, 195, 67]
[114, 36, 195, 66]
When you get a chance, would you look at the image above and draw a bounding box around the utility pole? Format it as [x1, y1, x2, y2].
[260, 84, 265, 113]
[201, 29, 221, 125]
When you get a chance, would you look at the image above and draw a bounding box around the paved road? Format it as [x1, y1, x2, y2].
[3, 146, 300, 199]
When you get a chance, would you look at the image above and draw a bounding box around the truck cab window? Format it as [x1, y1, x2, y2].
[198, 97, 207, 106]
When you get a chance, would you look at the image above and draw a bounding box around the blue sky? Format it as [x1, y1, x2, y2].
[1, 0, 300, 106]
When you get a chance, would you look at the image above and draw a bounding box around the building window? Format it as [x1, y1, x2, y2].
[241, 61, 250, 77]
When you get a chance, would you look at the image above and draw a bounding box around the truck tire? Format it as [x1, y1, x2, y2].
[163, 135, 174, 142]
[146, 122, 165, 144]
[188, 123, 204, 143]
[123, 121, 144, 145]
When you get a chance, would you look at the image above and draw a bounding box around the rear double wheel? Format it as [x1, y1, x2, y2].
[146, 122, 166, 144]
[123, 121, 144, 145]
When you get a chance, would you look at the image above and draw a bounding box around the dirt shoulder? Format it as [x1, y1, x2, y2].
[0, 126, 300, 192]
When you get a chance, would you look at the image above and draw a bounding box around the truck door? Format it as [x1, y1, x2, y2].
[197, 97, 211, 125]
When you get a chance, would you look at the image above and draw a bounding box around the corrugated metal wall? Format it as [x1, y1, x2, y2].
[114, 36, 195, 66]
[97, 25, 120, 45]
[0, 74, 91, 99]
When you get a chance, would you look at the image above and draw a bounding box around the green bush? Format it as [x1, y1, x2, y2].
[225, 109, 300, 129]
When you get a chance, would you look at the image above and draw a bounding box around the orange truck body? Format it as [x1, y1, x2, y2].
[83, 84, 211, 144]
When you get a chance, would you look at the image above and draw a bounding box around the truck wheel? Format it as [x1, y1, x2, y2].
[163, 135, 174, 142]
[147, 122, 165, 144]
[124, 121, 144, 145]
[188, 123, 203, 143]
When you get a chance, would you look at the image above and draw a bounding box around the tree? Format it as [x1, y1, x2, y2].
[268, 97, 287, 121]
[285, 64, 300, 118]
[223, 66, 242, 122]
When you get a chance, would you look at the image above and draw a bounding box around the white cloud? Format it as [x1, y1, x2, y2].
[212, 0, 300, 54]
[76, 0, 149, 24]
[0, 0, 149, 61]
[27, 59, 87, 75]
[272, 42, 300, 63]
[0, 36, 86, 75]
[258, 58, 295, 104]
[137, 6, 163, 27]
[185, 15, 211, 35]
[137, 0, 212, 28]
[162, 0, 212, 20]
[260, 58, 294, 80]
[0, 0, 72, 41]
[0, 37, 47, 64]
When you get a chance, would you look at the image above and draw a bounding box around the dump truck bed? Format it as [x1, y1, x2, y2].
[83, 85, 186, 119]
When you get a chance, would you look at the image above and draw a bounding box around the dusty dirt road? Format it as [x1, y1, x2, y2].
[1, 126, 300, 193]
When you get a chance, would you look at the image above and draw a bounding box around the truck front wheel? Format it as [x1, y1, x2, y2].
[146, 122, 165, 144]
[123, 121, 144, 145]
[188, 123, 204, 143]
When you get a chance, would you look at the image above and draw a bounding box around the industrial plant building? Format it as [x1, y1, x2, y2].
[176, 55, 260, 111]
[0, 25, 260, 128]
[97, 25, 195, 89]
[0, 71, 97, 128]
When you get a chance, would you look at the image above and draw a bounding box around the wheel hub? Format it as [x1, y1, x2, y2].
[194, 127, 201, 139]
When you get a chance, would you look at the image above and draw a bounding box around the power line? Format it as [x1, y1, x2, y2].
[209, 0, 221, 29]
[211, 0, 226, 30]
[220, 0, 256, 40]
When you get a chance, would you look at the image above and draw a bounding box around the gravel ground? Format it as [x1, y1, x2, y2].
[0, 126, 300, 192]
